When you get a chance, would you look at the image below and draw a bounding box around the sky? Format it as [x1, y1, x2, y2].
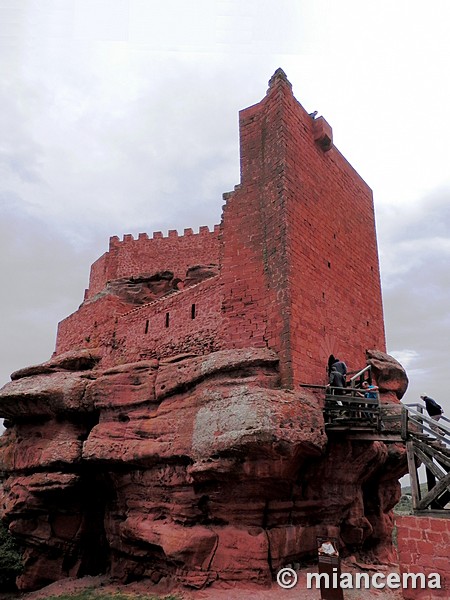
[1, 0, 450, 439]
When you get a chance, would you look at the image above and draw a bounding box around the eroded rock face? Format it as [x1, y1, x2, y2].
[84, 265, 219, 308]
[366, 349, 409, 401]
[0, 348, 407, 591]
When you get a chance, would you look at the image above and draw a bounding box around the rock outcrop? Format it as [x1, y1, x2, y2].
[366, 349, 409, 401]
[0, 348, 407, 591]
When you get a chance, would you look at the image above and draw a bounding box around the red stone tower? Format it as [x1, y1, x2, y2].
[220, 68, 385, 386]
[55, 68, 385, 387]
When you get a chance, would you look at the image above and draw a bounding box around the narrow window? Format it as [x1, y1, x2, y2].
[144, 320, 149, 334]
[165, 312, 170, 328]
[327, 261, 331, 268]
[191, 303, 196, 319]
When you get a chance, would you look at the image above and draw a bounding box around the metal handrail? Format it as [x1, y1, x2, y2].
[405, 403, 450, 427]
[402, 404, 450, 444]
[349, 365, 371, 387]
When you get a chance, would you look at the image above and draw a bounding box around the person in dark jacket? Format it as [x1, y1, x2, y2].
[420, 394, 444, 433]
[327, 355, 337, 377]
[329, 367, 346, 395]
[330, 357, 347, 385]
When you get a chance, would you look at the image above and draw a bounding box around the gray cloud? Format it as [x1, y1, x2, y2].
[379, 187, 450, 413]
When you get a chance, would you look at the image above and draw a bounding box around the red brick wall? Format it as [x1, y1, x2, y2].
[55, 295, 131, 355]
[112, 277, 223, 365]
[396, 515, 449, 599]
[282, 93, 386, 385]
[56, 278, 222, 364]
[55, 70, 386, 388]
[87, 226, 221, 299]
[220, 70, 385, 387]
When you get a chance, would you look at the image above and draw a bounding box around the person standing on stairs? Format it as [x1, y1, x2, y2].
[420, 394, 444, 434]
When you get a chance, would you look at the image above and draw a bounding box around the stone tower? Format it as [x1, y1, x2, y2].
[221, 68, 385, 386]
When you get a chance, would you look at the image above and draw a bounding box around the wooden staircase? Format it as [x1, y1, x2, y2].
[402, 404, 450, 513]
[321, 365, 450, 514]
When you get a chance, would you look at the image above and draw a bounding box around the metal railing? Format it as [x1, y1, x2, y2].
[349, 365, 372, 388]
[402, 403, 450, 445]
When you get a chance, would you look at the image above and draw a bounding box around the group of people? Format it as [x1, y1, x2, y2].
[327, 354, 446, 434]
[327, 355, 378, 399]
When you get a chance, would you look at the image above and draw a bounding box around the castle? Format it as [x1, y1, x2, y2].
[56, 67, 385, 385]
[0, 70, 408, 593]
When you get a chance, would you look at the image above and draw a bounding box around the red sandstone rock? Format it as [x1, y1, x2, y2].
[0, 348, 408, 591]
[10, 348, 102, 381]
[0, 371, 93, 418]
[366, 349, 409, 401]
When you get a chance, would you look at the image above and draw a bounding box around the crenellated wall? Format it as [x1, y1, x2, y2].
[87, 225, 221, 299]
[1, 69, 403, 596]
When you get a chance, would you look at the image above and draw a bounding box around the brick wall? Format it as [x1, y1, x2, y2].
[55, 295, 131, 355]
[56, 278, 222, 364]
[87, 226, 221, 299]
[220, 69, 385, 387]
[112, 277, 223, 365]
[395, 514, 449, 599]
[283, 92, 386, 385]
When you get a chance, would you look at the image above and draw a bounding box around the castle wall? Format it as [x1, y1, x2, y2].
[395, 514, 449, 599]
[56, 70, 386, 388]
[219, 87, 293, 384]
[87, 226, 221, 299]
[112, 277, 223, 365]
[55, 295, 131, 356]
[56, 278, 223, 365]
[281, 89, 386, 385]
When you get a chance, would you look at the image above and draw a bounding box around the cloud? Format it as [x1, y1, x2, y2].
[379, 187, 450, 411]
[0, 207, 100, 385]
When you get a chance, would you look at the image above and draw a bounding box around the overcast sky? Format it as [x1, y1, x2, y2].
[2, 0, 450, 434]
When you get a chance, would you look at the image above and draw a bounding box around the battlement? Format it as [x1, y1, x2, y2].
[87, 224, 222, 299]
[109, 224, 221, 248]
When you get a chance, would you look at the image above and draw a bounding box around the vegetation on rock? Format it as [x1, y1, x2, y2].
[0, 520, 23, 590]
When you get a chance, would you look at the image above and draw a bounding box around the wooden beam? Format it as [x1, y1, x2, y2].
[345, 433, 403, 442]
[417, 472, 450, 511]
[413, 446, 447, 481]
[413, 437, 450, 468]
[414, 509, 450, 518]
[401, 406, 408, 440]
[406, 441, 421, 511]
